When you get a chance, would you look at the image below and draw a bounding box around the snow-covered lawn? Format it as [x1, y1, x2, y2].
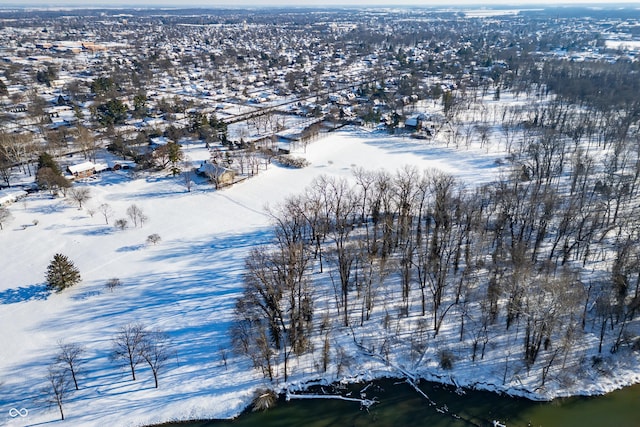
[1, 127, 638, 426]
[0, 129, 503, 426]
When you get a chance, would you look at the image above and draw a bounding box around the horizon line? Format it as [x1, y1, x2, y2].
[2, 1, 640, 10]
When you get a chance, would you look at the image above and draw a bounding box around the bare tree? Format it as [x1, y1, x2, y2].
[37, 167, 71, 196]
[55, 341, 85, 390]
[98, 203, 113, 225]
[247, 150, 261, 176]
[1, 131, 36, 176]
[312, 176, 359, 326]
[75, 125, 98, 162]
[219, 346, 228, 370]
[111, 323, 147, 381]
[69, 187, 91, 209]
[139, 330, 172, 388]
[182, 168, 195, 192]
[44, 365, 70, 420]
[0, 206, 12, 230]
[126, 204, 148, 227]
[233, 312, 275, 382]
[235, 247, 289, 381]
[0, 158, 13, 187]
[233, 216, 313, 383]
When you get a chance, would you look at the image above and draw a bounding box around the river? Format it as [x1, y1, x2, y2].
[156, 379, 639, 427]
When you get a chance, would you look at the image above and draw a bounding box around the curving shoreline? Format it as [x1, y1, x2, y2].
[147, 373, 640, 427]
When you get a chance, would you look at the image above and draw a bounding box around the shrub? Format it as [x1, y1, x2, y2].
[275, 155, 310, 168]
[439, 349, 455, 370]
[252, 388, 278, 412]
[106, 278, 121, 292]
[146, 233, 161, 245]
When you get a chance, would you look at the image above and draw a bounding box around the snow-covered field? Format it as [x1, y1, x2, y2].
[0, 127, 638, 426]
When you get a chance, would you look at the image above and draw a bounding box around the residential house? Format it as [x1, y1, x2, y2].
[107, 160, 137, 171]
[67, 161, 97, 178]
[197, 161, 236, 187]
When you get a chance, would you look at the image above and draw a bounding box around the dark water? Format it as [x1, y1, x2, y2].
[158, 379, 640, 427]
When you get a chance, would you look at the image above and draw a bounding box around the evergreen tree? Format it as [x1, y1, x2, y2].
[97, 98, 127, 125]
[46, 254, 81, 292]
[36, 65, 58, 86]
[90, 76, 114, 95]
[133, 92, 148, 118]
[167, 141, 183, 176]
[38, 152, 62, 176]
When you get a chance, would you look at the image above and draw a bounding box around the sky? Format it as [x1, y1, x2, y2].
[3, 0, 640, 8]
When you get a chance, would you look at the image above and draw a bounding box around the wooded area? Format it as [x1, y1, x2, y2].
[233, 60, 640, 389]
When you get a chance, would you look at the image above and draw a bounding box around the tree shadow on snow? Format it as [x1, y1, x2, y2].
[71, 289, 102, 301]
[116, 244, 145, 252]
[29, 201, 68, 215]
[66, 225, 114, 236]
[0, 283, 50, 304]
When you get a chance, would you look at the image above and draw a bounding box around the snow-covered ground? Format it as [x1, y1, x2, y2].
[0, 127, 637, 426]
